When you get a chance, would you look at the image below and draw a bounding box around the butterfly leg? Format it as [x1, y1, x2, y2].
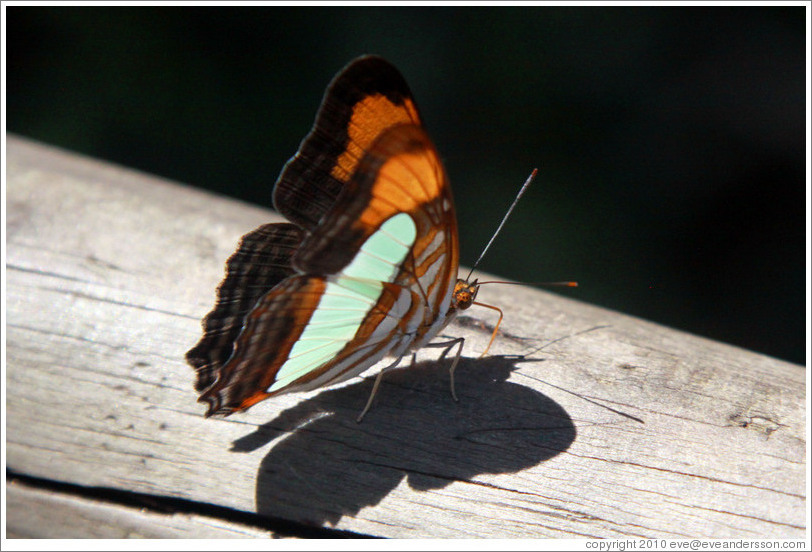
[356, 355, 405, 423]
[423, 337, 465, 402]
[471, 301, 504, 358]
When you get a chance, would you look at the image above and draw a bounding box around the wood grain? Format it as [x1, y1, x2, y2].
[5, 135, 806, 538]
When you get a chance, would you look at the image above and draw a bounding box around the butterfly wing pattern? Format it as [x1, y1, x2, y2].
[188, 56, 471, 417]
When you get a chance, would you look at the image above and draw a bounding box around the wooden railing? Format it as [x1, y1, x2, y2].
[5, 135, 805, 538]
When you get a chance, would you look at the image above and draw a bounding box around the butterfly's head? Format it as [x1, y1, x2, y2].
[452, 278, 480, 311]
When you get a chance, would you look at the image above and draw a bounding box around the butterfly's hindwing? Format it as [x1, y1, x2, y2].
[198, 214, 423, 415]
[187, 223, 303, 393]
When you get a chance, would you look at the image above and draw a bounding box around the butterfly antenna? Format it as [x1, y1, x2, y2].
[466, 168, 537, 281]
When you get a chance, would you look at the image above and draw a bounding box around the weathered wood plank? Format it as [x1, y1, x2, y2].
[6, 135, 806, 538]
[5, 480, 280, 538]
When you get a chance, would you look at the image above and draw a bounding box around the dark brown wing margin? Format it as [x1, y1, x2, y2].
[272, 55, 422, 231]
[187, 223, 303, 394]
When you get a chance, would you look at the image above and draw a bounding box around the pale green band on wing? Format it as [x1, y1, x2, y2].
[269, 213, 417, 392]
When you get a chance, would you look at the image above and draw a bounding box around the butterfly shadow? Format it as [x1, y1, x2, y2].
[231, 354, 575, 528]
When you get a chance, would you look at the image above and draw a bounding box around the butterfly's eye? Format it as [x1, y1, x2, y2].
[452, 279, 479, 310]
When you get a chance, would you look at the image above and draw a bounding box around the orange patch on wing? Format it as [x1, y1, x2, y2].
[332, 95, 421, 182]
[360, 146, 445, 229]
[238, 391, 273, 411]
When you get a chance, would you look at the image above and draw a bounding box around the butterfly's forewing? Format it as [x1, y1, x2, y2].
[190, 56, 460, 417]
[296, 123, 458, 279]
[273, 56, 422, 231]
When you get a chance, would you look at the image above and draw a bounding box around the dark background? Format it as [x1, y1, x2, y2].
[6, 7, 807, 365]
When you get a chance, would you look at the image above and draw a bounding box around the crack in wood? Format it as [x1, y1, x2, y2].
[7, 470, 375, 539]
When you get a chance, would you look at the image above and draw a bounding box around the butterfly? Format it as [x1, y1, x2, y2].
[187, 55, 495, 420]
